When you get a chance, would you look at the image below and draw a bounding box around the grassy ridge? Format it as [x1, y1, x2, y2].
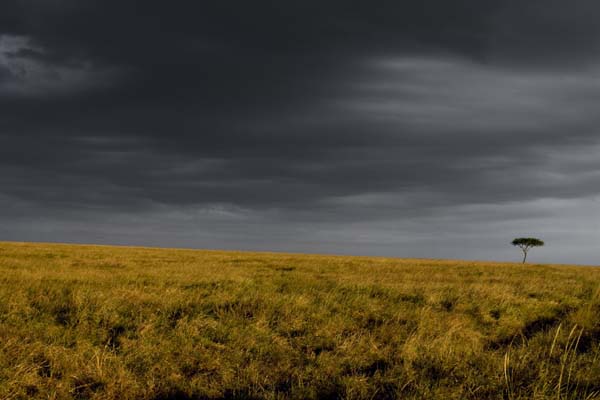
[0, 241, 599, 399]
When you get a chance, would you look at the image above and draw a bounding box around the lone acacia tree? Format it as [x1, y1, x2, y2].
[511, 237, 544, 263]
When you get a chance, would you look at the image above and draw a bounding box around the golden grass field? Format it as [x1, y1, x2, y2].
[1, 241, 599, 399]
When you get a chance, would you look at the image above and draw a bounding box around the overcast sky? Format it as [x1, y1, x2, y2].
[1, 1, 599, 264]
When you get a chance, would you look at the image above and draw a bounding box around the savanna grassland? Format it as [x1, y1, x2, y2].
[1, 242, 599, 400]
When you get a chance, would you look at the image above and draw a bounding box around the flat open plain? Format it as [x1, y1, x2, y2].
[1, 242, 599, 399]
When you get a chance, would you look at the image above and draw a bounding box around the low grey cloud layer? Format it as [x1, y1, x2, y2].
[1, 1, 599, 263]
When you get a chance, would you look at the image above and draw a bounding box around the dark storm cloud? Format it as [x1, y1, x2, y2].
[1, 0, 600, 263]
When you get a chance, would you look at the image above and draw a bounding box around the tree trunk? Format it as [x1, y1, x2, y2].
[522, 250, 527, 263]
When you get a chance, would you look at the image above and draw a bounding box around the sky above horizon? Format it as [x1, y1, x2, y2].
[1, 1, 599, 264]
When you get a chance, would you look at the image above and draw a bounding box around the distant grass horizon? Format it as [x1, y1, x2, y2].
[0, 239, 594, 267]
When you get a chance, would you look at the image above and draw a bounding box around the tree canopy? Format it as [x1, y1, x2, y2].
[511, 238, 544, 263]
